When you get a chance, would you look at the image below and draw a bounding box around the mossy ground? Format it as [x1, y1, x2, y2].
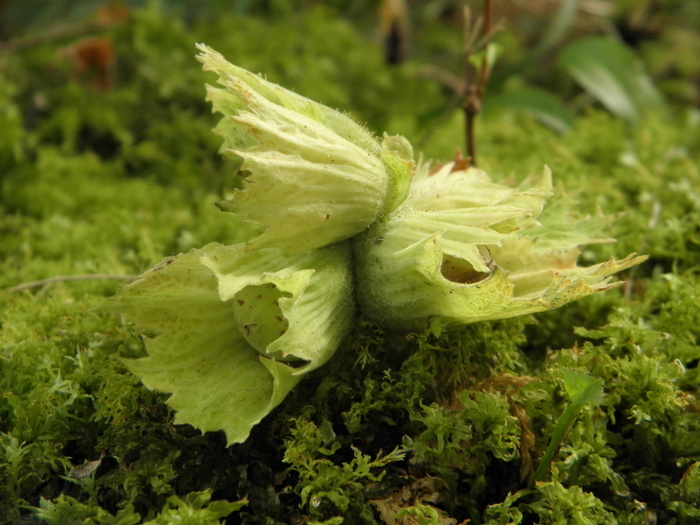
[2, 4, 700, 524]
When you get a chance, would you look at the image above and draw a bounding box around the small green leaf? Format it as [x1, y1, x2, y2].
[558, 36, 665, 121]
[468, 42, 503, 72]
[560, 367, 603, 406]
[680, 462, 700, 500]
[531, 368, 604, 484]
[483, 86, 574, 133]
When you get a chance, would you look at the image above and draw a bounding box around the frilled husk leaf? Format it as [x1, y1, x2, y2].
[200, 242, 355, 369]
[353, 165, 646, 329]
[106, 242, 354, 444]
[197, 44, 413, 253]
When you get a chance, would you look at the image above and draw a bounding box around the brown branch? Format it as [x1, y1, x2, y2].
[6, 274, 137, 293]
[464, 85, 480, 167]
[462, 0, 495, 167]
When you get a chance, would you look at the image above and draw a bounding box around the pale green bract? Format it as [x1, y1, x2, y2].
[197, 43, 413, 254]
[353, 163, 646, 329]
[108, 243, 353, 445]
[110, 45, 645, 444]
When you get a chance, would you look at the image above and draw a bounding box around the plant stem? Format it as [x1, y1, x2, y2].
[530, 373, 603, 486]
[463, 0, 494, 167]
[7, 274, 137, 293]
[530, 402, 580, 485]
[464, 86, 479, 166]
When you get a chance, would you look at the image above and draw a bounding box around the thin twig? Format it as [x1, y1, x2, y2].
[478, 0, 493, 90]
[0, 21, 102, 53]
[6, 274, 137, 293]
[463, 8, 483, 55]
[416, 6, 501, 152]
[462, 0, 495, 167]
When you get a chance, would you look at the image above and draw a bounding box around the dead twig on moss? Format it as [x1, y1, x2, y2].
[7, 274, 137, 293]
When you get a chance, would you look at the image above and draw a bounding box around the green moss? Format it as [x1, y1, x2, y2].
[34, 489, 246, 525]
[1, 3, 699, 524]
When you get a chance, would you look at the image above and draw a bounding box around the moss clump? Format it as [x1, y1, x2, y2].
[2, 3, 699, 524]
